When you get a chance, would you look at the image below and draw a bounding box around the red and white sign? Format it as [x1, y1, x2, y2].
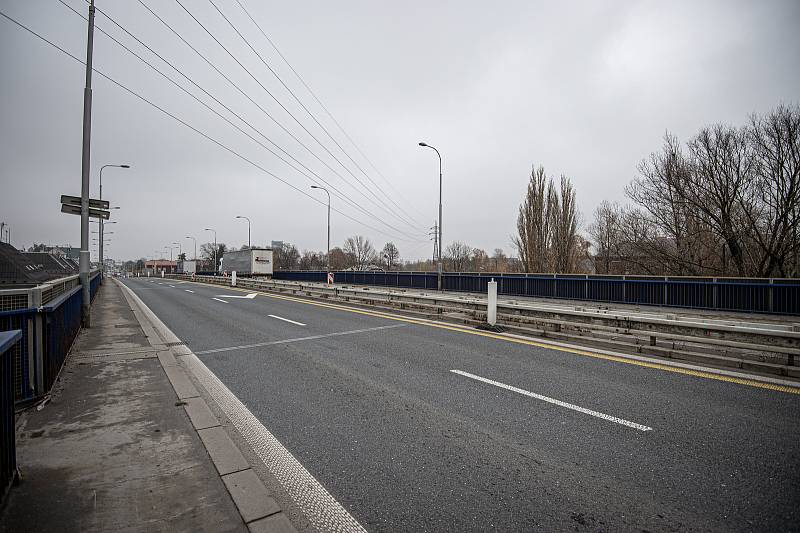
[327, 272, 334, 285]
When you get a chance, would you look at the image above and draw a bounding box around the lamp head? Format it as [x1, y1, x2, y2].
[120, 164, 130, 168]
[418, 142, 427, 147]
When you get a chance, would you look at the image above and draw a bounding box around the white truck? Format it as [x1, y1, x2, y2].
[177, 259, 197, 274]
[221, 248, 273, 277]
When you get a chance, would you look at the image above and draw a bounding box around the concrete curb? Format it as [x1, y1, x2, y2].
[115, 279, 298, 533]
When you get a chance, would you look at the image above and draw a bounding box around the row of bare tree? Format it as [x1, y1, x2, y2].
[588, 104, 799, 277]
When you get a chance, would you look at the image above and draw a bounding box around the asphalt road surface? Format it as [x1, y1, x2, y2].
[121, 276, 800, 532]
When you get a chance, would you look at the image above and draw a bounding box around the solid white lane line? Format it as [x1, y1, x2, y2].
[451, 369, 652, 432]
[268, 314, 306, 326]
[184, 289, 194, 293]
[195, 324, 406, 355]
[212, 297, 229, 304]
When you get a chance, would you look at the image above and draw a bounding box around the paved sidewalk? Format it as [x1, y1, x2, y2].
[0, 281, 248, 532]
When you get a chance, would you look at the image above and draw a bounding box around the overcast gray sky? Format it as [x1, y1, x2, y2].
[1, 0, 799, 262]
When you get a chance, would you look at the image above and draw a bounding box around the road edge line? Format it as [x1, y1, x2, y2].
[116, 279, 366, 532]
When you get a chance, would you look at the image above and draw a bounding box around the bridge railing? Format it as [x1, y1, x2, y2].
[0, 271, 100, 404]
[0, 330, 21, 504]
[273, 271, 799, 315]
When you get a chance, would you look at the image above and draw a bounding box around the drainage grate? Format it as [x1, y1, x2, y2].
[164, 341, 186, 347]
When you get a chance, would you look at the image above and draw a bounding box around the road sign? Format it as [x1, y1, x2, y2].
[327, 272, 334, 285]
[60, 194, 110, 210]
[60, 203, 110, 220]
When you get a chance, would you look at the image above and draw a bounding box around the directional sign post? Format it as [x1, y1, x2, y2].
[61, 195, 110, 219]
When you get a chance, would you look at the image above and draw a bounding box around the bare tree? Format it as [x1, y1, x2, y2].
[513, 166, 581, 272]
[344, 235, 377, 270]
[747, 104, 800, 276]
[273, 243, 300, 270]
[380, 242, 400, 270]
[588, 201, 623, 274]
[445, 241, 472, 271]
[513, 166, 552, 272]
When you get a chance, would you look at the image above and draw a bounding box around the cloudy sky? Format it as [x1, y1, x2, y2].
[1, 0, 798, 262]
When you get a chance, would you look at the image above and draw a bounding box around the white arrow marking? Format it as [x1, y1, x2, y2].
[215, 293, 258, 299]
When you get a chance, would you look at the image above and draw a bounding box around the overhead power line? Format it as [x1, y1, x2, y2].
[233, 0, 429, 221]
[208, 0, 425, 231]
[59, 0, 421, 241]
[136, 0, 424, 238]
[0, 8, 427, 244]
[174, 0, 424, 235]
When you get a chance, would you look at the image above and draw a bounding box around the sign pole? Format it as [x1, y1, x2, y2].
[79, 0, 95, 327]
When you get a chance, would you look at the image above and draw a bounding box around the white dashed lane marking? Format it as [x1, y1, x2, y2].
[268, 314, 306, 326]
[212, 297, 229, 304]
[451, 369, 652, 432]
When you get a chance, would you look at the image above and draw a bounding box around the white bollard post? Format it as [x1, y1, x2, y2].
[487, 278, 497, 326]
[231, 270, 237, 287]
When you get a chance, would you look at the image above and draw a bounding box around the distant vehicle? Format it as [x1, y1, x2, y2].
[221, 248, 273, 277]
[177, 259, 197, 274]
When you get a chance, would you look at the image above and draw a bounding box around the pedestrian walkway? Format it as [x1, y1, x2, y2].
[0, 281, 252, 532]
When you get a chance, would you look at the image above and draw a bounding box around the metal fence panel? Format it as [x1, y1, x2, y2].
[273, 271, 799, 315]
[0, 330, 21, 503]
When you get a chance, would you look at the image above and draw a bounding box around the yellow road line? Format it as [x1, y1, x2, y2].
[182, 279, 800, 395]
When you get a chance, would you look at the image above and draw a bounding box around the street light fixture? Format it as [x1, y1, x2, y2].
[311, 186, 331, 273]
[418, 142, 443, 291]
[235, 216, 251, 249]
[204, 228, 217, 273]
[98, 164, 130, 279]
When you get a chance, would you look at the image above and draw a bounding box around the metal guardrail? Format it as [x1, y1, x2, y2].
[273, 271, 800, 315]
[174, 274, 799, 377]
[0, 271, 100, 404]
[0, 330, 21, 503]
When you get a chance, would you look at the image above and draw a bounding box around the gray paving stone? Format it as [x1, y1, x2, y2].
[248, 513, 298, 533]
[184, 396, 220, 430]
[222, 469, 281, 523]
[199, 426, 250, 475]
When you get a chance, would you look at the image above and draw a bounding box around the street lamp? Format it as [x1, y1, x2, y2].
[204, 228, 217, 273]
[418, 142, 443, 291]
[311, 186, 331, 273]
[98, 164, 130, 279]
[235, 216, 251, 249]
[185, 236, 197, 261]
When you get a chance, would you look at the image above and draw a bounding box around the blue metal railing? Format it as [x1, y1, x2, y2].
[0, 273, 101, 404]
[273, 271, 799, 315]
[1, 330, 21, 503]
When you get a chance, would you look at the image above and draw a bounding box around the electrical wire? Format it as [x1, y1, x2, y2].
[137, 0, 425, 239]
[0, 8, 427, 245]
[175, 0, 425, 235]
[59, 0, 422, 241]
[208, 0, 425, 231]
[233, 0, 429, 221]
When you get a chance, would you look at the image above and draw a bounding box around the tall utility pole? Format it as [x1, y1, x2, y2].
[185, 236, 197, 260]
[98, 163, 129, 282]
[235, 216, 251, 248]
[311, 186, 331, 272]
[205, 228, 217, 273]
[419, 142, 443, 290]
[79, 0, 96, 326]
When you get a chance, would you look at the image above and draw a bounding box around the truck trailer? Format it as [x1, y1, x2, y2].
[220, 248, 273, 276]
